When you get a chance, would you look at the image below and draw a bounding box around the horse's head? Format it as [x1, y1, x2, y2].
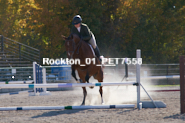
[62, 34, 81, 58]
[62, 34, 75, 58]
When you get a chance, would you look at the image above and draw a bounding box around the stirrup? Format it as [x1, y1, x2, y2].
[99, 58, 102, 63]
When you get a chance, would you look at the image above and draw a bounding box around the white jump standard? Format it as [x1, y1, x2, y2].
[29, 62, 51, 96]
[0, 62, 50, 96]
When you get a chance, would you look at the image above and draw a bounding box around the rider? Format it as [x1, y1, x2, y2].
[69, 15, 101, 62]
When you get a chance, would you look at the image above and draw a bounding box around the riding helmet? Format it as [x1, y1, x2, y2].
[72, 15, 82, 25]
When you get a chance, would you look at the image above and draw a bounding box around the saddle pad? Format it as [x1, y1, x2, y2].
[88, 44, 95, 57]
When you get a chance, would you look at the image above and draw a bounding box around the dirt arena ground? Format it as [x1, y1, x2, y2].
[0, 86, 185, 123]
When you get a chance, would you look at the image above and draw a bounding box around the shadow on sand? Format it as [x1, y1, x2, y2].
[32, 108, 136, 118]
[32, 109, 85, 118]
[164, 113, 185, 121]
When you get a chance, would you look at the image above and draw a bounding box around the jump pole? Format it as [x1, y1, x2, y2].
[140, 75, 179, 79]
[0, 81, 33, 84]
[129, 75, 180, 80]
[0, 82, 137, 88]
[0, 104, 135, 111]
[0, 90, 33, 96]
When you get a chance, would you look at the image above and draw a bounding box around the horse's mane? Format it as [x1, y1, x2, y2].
[71, 34, 81, 40]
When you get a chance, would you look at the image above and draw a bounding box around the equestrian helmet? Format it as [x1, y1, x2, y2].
[72, 15, 82, 25]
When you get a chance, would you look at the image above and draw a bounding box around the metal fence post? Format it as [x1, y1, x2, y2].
[1, 35, 4, 52]
[19, 44, 21, 61]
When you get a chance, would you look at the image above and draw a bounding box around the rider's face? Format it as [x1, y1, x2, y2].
[74, 23, 81, 28]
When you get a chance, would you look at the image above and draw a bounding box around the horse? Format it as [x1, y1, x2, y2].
[62, 34, 104, 105]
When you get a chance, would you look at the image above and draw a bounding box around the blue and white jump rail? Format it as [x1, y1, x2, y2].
[128, 75, 180, 80]
[0, 90, 33, 96]
[0, 104, 135, 111]
[0, 82, 137, 88]
[0, 80, 33, 84]
[141, 75, 179, 79]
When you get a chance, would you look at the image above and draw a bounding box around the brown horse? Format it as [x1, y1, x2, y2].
[62, 34, 104, 105]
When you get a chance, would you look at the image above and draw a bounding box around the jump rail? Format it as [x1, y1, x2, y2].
[0, 104, 135, 111]
[0, 90, 33, 96]
[140, 75, 179, 79]
[0, 80, 33, 84]
[129, 75, 179, 80]
[0, 82, 137, 89]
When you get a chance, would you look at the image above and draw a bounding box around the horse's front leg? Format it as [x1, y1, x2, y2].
[99, 86, 104, 104]
[71, 65, 81, 83]
[81, 87, 87, 105]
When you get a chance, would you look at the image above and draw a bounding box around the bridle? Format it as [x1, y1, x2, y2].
[66, 38, 82, 58]
[66, 39, 75, 58]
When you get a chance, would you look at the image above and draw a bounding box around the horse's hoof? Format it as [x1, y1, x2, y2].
[89, 86, 94, 89]
[81, 103, 85, 106]
[101, 99, 104, 105]
[76, 80, 80, 83]
[81, 102, 85, 105]
[77, 79, 83, 83]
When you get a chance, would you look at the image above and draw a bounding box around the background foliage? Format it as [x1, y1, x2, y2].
[1, 0, 185, 63]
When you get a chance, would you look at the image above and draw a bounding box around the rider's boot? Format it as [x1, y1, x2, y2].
[94, 46, 101, 63]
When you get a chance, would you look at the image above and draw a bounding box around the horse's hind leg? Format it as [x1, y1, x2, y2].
[98, 68, 104, 104]
[81, 87, 87, 105]
[99, 86, 104, 104]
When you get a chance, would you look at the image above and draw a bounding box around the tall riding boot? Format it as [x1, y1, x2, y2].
[94, 46, 101, 63]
